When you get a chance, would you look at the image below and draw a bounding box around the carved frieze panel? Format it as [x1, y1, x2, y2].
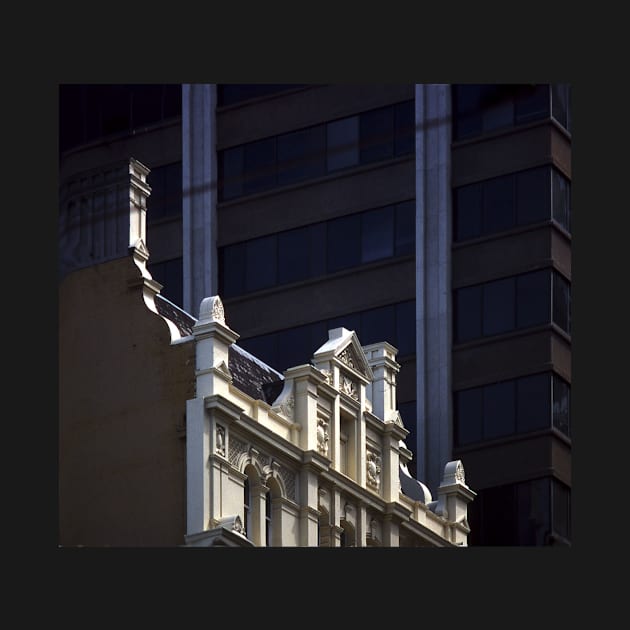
[341, 374, 359, 400]
[317, 417, 330, 457]
[216, 425, 226, 457]
[366, 449, 382, 491]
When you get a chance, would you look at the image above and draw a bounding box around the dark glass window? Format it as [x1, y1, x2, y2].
[455, 285, 482, 343]
[394, 100, 415, 156]
[480, 484, 519, 545]
[277, 226, 312, 285]
[327, 213, 361, 273]
[516, 167, 550, 226]
[360, 106, 394, 163]
[470, 478, 554, 546]
[163, 84, 182, 118]
[456, 388, 483, 446]
[483, 174, 515, 234]
[131, 84, 163, 128]
[327, 116, 360, 172]
[455, 183, 483, 242]
[516, 270, 550, 329]
[147, 161, 182, 222]
[217, 84, 307, 107]
[147, 257, 183, 308]
[100, 84, 132, 136]
[361, 305, 396, 346]
[398, 400, 417, 477]
[456, 270, 558, 343]
[552, 272, 571, 334]
[552, 479, 571, 541]
[361, 206, 394, 263]
[277, 125, 326, 186]
[220, 146, 244, 201]
[551, 84, 571, 132]
[552, 168, 571, 233]
[455, 166, 559, 243]
[244, 137, 276, 195]
[481, 85, 514, 134]
[453, 84, 483, 140]
[239, 333, 279, 373]
[394, 200, 415, 256]
[515, 84, 550, 124]
[280, 323, 326, 370]
[453, 84, 551, 142]
[516, 478, 551, 546]
[395, 300, 416, 356]
[220, 242, 246, 298]
[328, 311, 362, 338]
[482, 277, 515, 336]
[483, 380, 516, 440]
[552, 374, 570, 437]
[517, 373, 551, 433]
[245, 235, 277, 292]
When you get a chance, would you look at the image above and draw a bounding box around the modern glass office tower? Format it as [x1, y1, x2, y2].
[59, 83, 571, 545]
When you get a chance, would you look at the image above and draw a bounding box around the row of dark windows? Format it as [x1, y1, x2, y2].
[455, 371, 570, 447]
[452, 84, 571, 141]
[59, 84, 182, 153]
[454, 166, 571, 242]
[146, 161, 183, 222]
[217, 84, 311, 107]
[238, 300, 416, 374]
[147, 257, 183, 308]
[218, 100, 415, 201]
[454, 269, 571, 344]
[219, 200, 415, 298]
[467, 477, 571, 546]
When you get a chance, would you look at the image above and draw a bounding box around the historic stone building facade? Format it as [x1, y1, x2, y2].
[59, 158, 475, 547]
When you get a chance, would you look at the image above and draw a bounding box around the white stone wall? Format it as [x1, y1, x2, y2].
[185, 299, 475, 547]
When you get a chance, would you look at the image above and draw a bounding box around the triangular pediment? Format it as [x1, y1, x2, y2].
[312, 327, 373, 381]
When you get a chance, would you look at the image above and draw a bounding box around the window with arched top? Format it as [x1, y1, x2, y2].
[243, 464, 265, 545]
[265, 477, 283, 547]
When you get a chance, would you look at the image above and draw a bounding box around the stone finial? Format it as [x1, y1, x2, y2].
[216, 514, 245, 535]
[198, 295, 225, 325]
[441, 460, 467, 487]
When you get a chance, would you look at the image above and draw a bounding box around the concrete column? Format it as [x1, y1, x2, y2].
[285, 365, 326, 452]
[415, 84, 453, 493]
[186, 397, 210, 535]
[382, 515, 400, 547]
[191, 296, 239, 397]
[182, 84, 217, 315]
[356, 503, 368, 547]
[299, 466, 321, 546]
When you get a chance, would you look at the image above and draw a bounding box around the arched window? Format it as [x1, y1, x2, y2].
[265, 491, 272, 547]
[243, 477, 251, 538]
[265, 477, 283, 547]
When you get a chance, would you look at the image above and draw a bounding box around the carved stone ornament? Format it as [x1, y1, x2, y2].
[317, 417, 329, 456]
[341, 375, 358, 400]
[280, 395, 295, 421]
[338, 348, 355, 369]
[211, 296, 225, 324]
[455, 461, 465, 484]
[199, 295, 226, 325]
[320, 368, 333, 385]
[366, 450, 381, 490]
[216, 425, 226, 457]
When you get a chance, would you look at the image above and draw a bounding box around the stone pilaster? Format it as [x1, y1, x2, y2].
[191, 296, 239, 397]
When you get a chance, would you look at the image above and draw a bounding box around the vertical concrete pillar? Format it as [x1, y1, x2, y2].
[182, 84, 217, 315]
[415, 84, 453, 492]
